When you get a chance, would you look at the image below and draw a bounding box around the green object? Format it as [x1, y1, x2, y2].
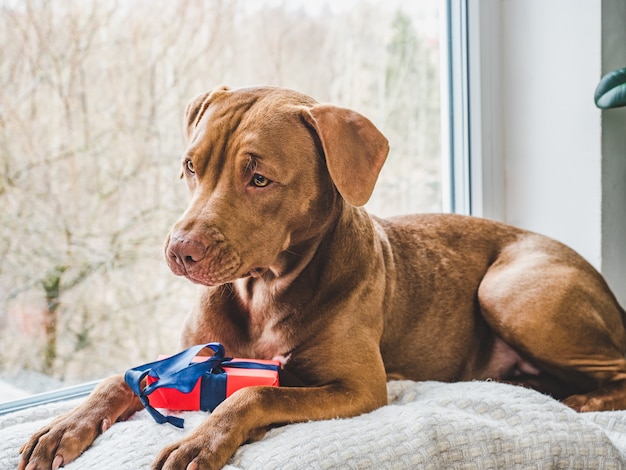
[595, 67, 626, 109]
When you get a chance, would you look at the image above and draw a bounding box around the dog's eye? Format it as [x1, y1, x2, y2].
[185, 159, 195, 174]
[251, 173, 270, 187]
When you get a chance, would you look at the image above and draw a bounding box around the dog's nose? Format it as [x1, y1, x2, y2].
[167, 235, 207, 270]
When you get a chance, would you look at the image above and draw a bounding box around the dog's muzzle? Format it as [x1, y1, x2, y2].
[165, 226, 242, 286]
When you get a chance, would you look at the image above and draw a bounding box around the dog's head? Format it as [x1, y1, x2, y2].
[164, 86, 389, 286]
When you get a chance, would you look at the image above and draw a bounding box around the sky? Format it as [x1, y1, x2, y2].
[247, 0, 441, 39]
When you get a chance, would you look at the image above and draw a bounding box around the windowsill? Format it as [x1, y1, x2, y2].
[0, 380, 99, 417]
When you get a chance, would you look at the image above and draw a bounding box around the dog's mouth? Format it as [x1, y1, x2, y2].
[164, 228, 280, 287]
[165, 234, 246, 286]
[182, 266, 267, 287]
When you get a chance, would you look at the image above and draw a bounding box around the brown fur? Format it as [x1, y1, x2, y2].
[20, 86, 626, 470]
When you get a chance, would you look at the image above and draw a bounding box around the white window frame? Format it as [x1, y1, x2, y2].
[466, 0, 505, 221]
[444, 0, 503, 219]
[441, 0, 470, 214]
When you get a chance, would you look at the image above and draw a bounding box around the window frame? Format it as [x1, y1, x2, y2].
[442, 0, 470, 214]
[0, 380, 100, 416]
[445, 0, 502, 219]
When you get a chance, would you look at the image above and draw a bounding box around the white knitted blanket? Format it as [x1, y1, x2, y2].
[3, 380, 626, 469]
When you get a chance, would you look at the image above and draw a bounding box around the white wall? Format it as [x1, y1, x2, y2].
[470, 0, 625, 306]
[501, 0, 603, 267]
[601, 0, 626, 308]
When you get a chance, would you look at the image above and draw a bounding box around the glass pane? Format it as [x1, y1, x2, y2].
[0, 0, 443, 401]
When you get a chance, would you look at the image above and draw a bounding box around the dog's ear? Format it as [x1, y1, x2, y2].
[304, 105, 389, 207]
[184, 86, 230, 142]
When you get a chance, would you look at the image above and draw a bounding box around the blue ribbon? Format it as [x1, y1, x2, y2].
[124, 343, 279, 428]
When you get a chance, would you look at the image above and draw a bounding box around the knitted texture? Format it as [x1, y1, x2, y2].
[3, 380, 626, 469]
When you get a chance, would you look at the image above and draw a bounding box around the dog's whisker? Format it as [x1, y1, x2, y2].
[284, 249, 304, 257]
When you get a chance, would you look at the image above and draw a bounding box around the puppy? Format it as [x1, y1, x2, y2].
[20, 86, 626, 470]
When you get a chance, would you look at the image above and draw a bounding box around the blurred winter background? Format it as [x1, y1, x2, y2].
[0, 0, 442, 400]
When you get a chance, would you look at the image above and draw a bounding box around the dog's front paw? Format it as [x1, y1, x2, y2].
[19, 412, 108, 470]
[152, 436, 222, 470]
[19, 375, 141, 470]
[152, 421, 245, 470]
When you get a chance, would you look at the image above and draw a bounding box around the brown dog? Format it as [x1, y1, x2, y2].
[20, 86, 626, 470]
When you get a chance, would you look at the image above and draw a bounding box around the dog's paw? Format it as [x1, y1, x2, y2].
[19, 375, 140, 470]
[563, 380, 626, 412]
[152, 425, 241, 470]
[563, 393, 604, 412]
[152, 438, 216, 470]
[564, 393, 626, 412]
[19, 412, 108, 470]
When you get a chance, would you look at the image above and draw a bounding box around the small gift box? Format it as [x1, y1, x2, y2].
[125, 343, 280, 428]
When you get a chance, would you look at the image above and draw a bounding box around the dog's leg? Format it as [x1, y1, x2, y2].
[19, 375, 142, 470]
[477, 240, 626, 411]
[152, 379, 387, 470]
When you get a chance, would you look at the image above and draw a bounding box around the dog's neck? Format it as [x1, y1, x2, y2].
[231, 203, 371, 316]
[232, 240, 321, 305]
[225, 228, 325, 358]
[232, 198, 349, 298]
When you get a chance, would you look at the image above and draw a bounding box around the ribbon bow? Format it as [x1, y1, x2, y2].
[125, 342, 245, 428]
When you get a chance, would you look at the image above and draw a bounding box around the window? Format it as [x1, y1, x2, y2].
[0, 0, 453, 404]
